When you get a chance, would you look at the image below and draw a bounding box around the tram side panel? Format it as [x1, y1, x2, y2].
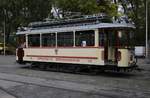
[21, 48, 105, 66]
[118, 49, 135, 67]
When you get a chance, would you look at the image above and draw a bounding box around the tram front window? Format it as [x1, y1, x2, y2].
[99, 29, 133, 64]
[118, 30, 132, 48]
[99, 29, 133, 48]
[99, 29, 116, 47]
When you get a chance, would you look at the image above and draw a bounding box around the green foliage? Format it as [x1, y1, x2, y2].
[126, 0, 147, 45]
[116, 0, 147, 45]
[0, 0, 52, 44]
[54, 0, 117, 16]
[0, 0, 147, 46]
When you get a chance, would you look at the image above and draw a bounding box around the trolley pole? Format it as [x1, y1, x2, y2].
[146, 0, 148, 58]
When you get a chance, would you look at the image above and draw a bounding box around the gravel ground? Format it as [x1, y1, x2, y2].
[0, 55, 150, 98]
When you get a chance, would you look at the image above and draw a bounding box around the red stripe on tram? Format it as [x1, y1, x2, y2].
[26, 55, 98, 59]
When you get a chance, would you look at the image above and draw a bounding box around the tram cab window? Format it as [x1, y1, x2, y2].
[99, 29, 116, 47]
[99, 32, 105, 46]
[118, 30, 131, 48]
[107, 31, 116, 47]
[75, 30, 94, 47]
[28, 34, 40, 47]
[57, 32, 73, 47]
[42, 33, 56, 47]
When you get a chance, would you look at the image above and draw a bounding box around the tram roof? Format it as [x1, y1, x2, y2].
[16, 23, 135, 35]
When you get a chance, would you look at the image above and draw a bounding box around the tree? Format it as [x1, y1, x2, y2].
[114, 0, 148, 45]
[53, 0, 117, 17]
[0, 0, 148, 46]
[0, 0, 52, 44]
[125, 0, 147, 45]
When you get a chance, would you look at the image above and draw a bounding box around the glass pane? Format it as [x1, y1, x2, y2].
[42, 33, 56, 47]
[75, 30, 94, 46]
[99, 31, 105, 46]
[57, 32, 73, 47]
[28, 34, 40, 47]
[118, 30, 130, 48]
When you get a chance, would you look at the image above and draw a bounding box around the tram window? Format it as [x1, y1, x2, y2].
[42, 33, 56, 47]
[28, 34, 40, 47]
[108, 32, 116, 46]
[75, 30, 94, 46]
[57, 32, 73, 47]
[119, 31, 130, 47]
[99, 32, 105, 46]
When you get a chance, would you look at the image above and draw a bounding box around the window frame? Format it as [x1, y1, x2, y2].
[75, 30, 95, 47]
[26, 30, 97, 48]
[28, 34, 41, 47]
[57, 32, 74, 47]
[41, 33, 56, 48]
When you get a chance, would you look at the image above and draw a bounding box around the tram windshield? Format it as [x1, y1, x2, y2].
[118, 30, 133, 48]
[99, 29, 133, 48]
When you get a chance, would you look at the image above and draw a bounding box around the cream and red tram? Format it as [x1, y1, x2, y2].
[16, 17, 137, 71]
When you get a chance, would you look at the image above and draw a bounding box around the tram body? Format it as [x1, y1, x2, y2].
[16, 18, 137, 71]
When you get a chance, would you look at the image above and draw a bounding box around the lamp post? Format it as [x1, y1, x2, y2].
[146, 0, 149, 58]
[3, 9, 6, 56]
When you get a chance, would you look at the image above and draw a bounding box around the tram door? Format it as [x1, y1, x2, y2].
[104, 30, 118, 65]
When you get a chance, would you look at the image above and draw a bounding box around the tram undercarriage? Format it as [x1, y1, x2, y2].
[17, 59, 138, 73]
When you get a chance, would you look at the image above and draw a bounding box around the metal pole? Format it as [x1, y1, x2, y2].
[73, 31, 75, 47]
[40, 33, 42, 48]
[3, 9, 6, 56]
[146, 0, 148, 58]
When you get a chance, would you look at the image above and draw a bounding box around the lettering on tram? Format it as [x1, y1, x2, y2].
[16, 15, 138, 72]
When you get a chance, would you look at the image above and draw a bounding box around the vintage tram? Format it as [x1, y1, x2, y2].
[16, 16, 137, 72]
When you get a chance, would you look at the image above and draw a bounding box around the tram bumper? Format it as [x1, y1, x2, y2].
[105, 61, 139, 72]
[117, 61, 139, 72]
